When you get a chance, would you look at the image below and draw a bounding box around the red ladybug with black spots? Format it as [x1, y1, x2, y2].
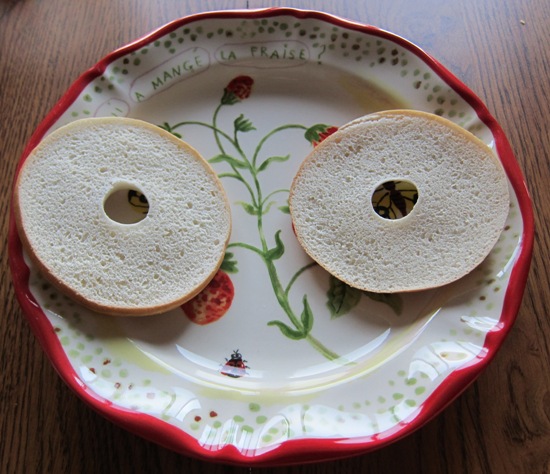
[221, 350, 249, 378]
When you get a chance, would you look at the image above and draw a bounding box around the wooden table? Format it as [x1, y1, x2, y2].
[1, 1, 548, 472]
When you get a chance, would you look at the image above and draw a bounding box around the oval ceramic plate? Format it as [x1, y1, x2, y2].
[9, 8, 533, 466]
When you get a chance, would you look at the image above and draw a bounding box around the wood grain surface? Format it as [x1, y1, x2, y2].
[1, 0, 549, 473]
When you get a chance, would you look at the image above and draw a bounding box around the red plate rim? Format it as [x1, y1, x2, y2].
[8, 7, 534, 467]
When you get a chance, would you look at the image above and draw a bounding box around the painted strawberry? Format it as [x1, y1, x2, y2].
[304, 124, 339, 147]
[181, 270, 234, 325]
[221, 75, 254, 105]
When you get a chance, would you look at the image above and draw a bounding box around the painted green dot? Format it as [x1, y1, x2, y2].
[389, 380, 395, 386]
[154, 40, 161, 47]
[415, 386, 426, 395]
[133, 58, 141, 66]
[256, 415, 267, 424]
[268, 427, 279, 435]
[141, 48, 148, 54]
[405, 377, 417, 385]
[207, 32, 214, 38]
[94, 347, 103, 355]
[405, 399, 417, 407]
[119, 369, 128, 378]
[68, 350, 79, 357]
[249, 403, 261, 412]
[449, 110, 457, 117]
[76, 343, 85, 351]
[81, 355, 92, 363]
[434, 108, 444, 116]
[83, 94, 92, 102]
[423, 72, 431, 79]
[400, 70, 408, 77]
[60, 336, 70, 346]
[242, 425, 254, 433]
[190, 422, 200, 430]
[433, 85, 442, 93]
[101, 369, 111, 378]
[143, 379, 151, 386]
[233, 415, 244, 423]
[164, 40, 172, 48]
[94, 86, 102, 93]
[71, 111, 78, 117]
[213, 420, 222, 428]
[393, 393, 404, 400]
[377, 396, 386, 404]
[262, 435, 272, 443]
[397, 370, 406, 377]
[353, 402, 361, 409]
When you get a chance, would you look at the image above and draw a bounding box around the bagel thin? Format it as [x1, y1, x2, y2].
[14, 117, 231, 316]
[289, 110, 510, 293]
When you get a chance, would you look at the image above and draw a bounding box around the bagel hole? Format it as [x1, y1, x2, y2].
[371, 179, 418, 220]
[103, 184, 149, 224]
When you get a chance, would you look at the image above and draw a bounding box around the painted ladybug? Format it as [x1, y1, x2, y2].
[221, 350, 249, 378]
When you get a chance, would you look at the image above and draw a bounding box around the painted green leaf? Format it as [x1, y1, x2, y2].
[221, 251, 238, 274]
[235, 201, 258, 215]
[266, 230, 285, 260]
[209, 154, 248, 169]
[326, 276, 362, 319]
[217, 172, 245, 183]
[234, 114, 256, 133]
[158, 122, 182, 138]
[365, 292, 403, 316]
[257, 154, 290, 172]
[267, 320, 305, 340]
[278, 205, 290, 214]
[300, 296, 313, 334]
[262, 201, 276, 215]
